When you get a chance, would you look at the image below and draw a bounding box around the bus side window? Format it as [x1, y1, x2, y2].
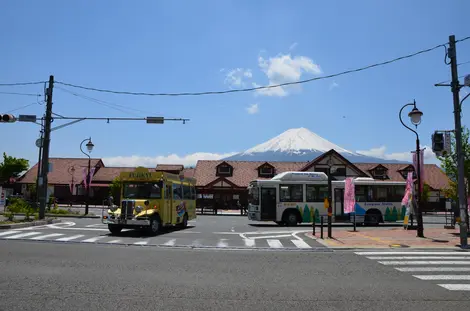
[173, 183, 182, 200]
[165, 183, 171, 199]
[182, 184, 191, 200]
[306, 185, 317, 202]
[280, 184, 303, 202]
[191, 185, 197, 200]
[355, 186, 368, 202]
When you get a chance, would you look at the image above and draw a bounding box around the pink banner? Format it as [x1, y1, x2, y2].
[401, 171, 414, 206]
[88, 167, 96, 187]
[82, 167, 88, 188]
[343, 177, 356, 213]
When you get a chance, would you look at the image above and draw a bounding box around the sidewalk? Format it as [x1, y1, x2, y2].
[307, 226, 470, 249]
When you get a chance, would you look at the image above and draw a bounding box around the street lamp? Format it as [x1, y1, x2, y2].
[80, 137, 94, 215]
[399, 100, 424, 238]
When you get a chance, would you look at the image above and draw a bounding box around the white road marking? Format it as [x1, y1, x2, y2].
[4, 232, 42, 239]
[30, 233, 64, 240]
[192, 240, 202, 247]
[174, 231, 201, 234]
[291, 239, 311, 249]
[368, 256, 470, 260]
[231, 227, 235, 232]
[134, 241, 148, 245]
[438, 284, 470, 291]
[414, 275, 470, 280]
[82, 236, 106, 243]
[56, 234, 85, 241]
[217, 239, 228, 247]
[267, 239, 283, 248]
[356, 251, 470, 255]
[250, 234, 293, 240]
[107, 240, 121, 244]
[396, 267, 470, 272]
[0, 230, 20, 237]
[163, 239, 176, 246]
[378, 261, 470, 265]
[244, 239, 255, 247]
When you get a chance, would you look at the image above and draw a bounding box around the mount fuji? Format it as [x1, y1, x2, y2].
[224, 128, 407, 164]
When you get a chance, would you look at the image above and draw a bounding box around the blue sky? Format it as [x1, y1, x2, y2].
[1, 0, 470, 167]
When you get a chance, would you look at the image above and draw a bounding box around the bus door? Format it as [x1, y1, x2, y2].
[334, 188, 346, 220]
[165, 183, 173, 224]
[260, 187, 277, 220]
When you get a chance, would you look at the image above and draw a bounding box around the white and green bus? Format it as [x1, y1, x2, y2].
[247, 171, 407, 226]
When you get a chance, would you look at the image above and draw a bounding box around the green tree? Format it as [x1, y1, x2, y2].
[109, 176, 121, 200]
[0, 153, 29, 185]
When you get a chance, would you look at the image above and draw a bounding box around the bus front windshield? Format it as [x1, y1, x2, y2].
[123, 182, 162, 199]
[248, 184, 259, 205]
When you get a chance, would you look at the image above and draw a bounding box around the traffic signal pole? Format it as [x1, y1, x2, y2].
[448, 35, 468, 247]
[38, 75, 54, 220]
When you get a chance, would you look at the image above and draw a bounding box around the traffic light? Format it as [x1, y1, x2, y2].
[0, 114, 16, 123]
[432, 132, 444, 153]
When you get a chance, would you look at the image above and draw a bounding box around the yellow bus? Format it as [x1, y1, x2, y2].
[102, 167, 197, 235]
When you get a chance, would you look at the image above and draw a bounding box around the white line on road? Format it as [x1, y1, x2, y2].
[30, 233, 64, 240]
[82, 236, 106, 243]
[217, 239, 228, 247]
[133, 241, 148, 245]
[4, 232, 42, 239]
[0, 230, 20, 237]
[414, 275, 470, 280]
[174, 231, 201, 234]
[244, 239, 255, 247]
[396, 267, 470, 272]
[438, 284, 470, 291]
[56, 235, 85, 241]
[163, 239, 176, 246]
[368, 256, 470, 260]
[291, 239, 311, 249]
[356, 251, 470, 255]
[267, 239, 283, 248]
[250, 234, 293, 240]
[378, 261, 470, 265]
[107, 240, 121, 244]
[192, 240, 202, 247]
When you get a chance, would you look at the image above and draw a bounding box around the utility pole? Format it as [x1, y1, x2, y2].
[448, 35, 468, 247]
[38, 75, 54, 220]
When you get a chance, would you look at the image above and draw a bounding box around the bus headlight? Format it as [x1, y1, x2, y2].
[135, 205, 143, 213]
[109, 205, 118, 212]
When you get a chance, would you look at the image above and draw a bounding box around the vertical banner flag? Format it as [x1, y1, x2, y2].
[343, 177, 356, 213]
[403, 171, 414, 226]
[82, 167, 88, 188]
[88, 167, 96, 187]
[412, 149, 425, 191]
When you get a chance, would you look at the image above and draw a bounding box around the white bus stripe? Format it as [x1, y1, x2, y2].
[414, 275, 470, 280]
[163, 239, 176, 246]
[356, 251, 470, 255]
[56, 235, 84, 241]
[4, 232, 42, 239]
[291, 239, 311, 249]
[379, 261, 470, 265]
[244, 239, 255, 247]
[396, 267, 470, 272]
[30, 233, 64, 240]
[0, 230, 20, 237]
[133, 241, 148, 245]
[267, 239, 283, 248]
[368, 256, 470, 260]
[438, 284, 470, 291]
[82, 236, 105, 243]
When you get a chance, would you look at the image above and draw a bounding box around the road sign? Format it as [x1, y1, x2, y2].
[18, 114, 37, 122]
[146, 117, 164, 124]
[35, 138, 43, 148]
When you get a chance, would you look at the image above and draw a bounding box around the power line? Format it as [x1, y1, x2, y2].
[54, 39, 470, 97]
[6, 102, 40, 113]
[0, 91, 41, 97]
[0, 81, 45, 87]
[458, 60, 470, 66]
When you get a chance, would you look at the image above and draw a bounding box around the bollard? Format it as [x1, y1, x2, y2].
[328, 215, 332, 238]
[320, 216, 324, 239]
[353, 213, 357, 232]
[312, 218, 316, 236]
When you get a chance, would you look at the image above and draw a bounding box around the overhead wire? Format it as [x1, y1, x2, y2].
[5, 102, 41, 113]
[0, 81, 45, 87]
[0, 91, 42, 97]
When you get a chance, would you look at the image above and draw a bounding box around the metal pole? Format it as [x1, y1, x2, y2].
[35, 122, 43, 205]
[448, 35, 468, 247]
[86, 157, 90, 215]
[415, 138, 424, 238]
[38, 75, 54, 220]
[327, 163, 333, 236]
[353, 212, 356, 232]
[321, 216, 324, 239]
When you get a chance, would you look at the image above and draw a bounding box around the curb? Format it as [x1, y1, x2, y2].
[0, 212, 99, 219]
[0, 219, 62, 229]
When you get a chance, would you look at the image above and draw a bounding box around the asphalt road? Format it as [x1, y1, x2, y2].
[1, 241, 469, 311]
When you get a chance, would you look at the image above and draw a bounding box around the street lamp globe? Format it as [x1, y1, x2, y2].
[86, 139, 94, 153]
[408, 107, 423, 126]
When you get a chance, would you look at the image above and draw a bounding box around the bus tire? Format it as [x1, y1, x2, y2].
[108, 224, 122, 235]
[365, 209, 382, 226]
[283, 209, 300, 227]
[147, 214, 162, 235]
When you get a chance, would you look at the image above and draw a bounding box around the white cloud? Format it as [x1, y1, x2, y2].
[329, 81, 339, 91]
[223, 68, 252, 88]
[255, 53, 322, 96]
[246, 103, 259, 114]
[102, 152, 238, 168]
[356, 145, 439, 164]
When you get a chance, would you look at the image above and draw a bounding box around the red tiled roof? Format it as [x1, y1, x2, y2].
[17, 158, 104, 184]
[156, 164, 184, 171]
[182, 168, 195, 178]
[194, 160, 307, 188]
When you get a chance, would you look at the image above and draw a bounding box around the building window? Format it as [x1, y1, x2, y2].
[259, 166, 274, 176]
[331, 167, 346, 176]
[372, 167, 388, 179]
[217, 165, 231, 175]
[400, 168, 416, 179]
[279, 184, 303, 202]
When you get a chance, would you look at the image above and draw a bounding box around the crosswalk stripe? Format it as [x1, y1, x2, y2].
[291, 239, 311, 249]
[438, 284, 470, 291]
[396, 267, 470, 272]
[267, 239, 283, 248]
[56, 235, 85, 241]
[82, 236, 105, 243]
[192, 239, 202, 247]
[414, 275, 470, 280]
[133, 241, 148, 245]
[356, 251, 470, 255]
[30, 233, 64, 240]
[368, 256, 470, 260]
[244, 239, 255, 247]
[107, 240, 121, 244]
[163, 239, 176, 246]
[378, 261, 470, 265]
[4, 232, 42, 239]
[0, 230, 20, 237]
[217, 239, 228, 247]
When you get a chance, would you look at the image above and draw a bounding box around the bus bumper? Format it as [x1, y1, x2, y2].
[103, 218, 150, 226]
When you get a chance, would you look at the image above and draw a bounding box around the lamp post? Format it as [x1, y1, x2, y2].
[80, 137, 94, 215]
[399, 100, 424, 238]
[68, 165, 76, 206]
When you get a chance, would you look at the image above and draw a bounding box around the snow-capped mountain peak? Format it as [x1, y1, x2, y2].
[242, 127, 355, 155]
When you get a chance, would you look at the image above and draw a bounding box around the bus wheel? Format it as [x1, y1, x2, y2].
[365, 213, 380, 226]
[148, 215, 161, 235]
[284, 211, 299, 227]
[108, 225, 122, 235]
